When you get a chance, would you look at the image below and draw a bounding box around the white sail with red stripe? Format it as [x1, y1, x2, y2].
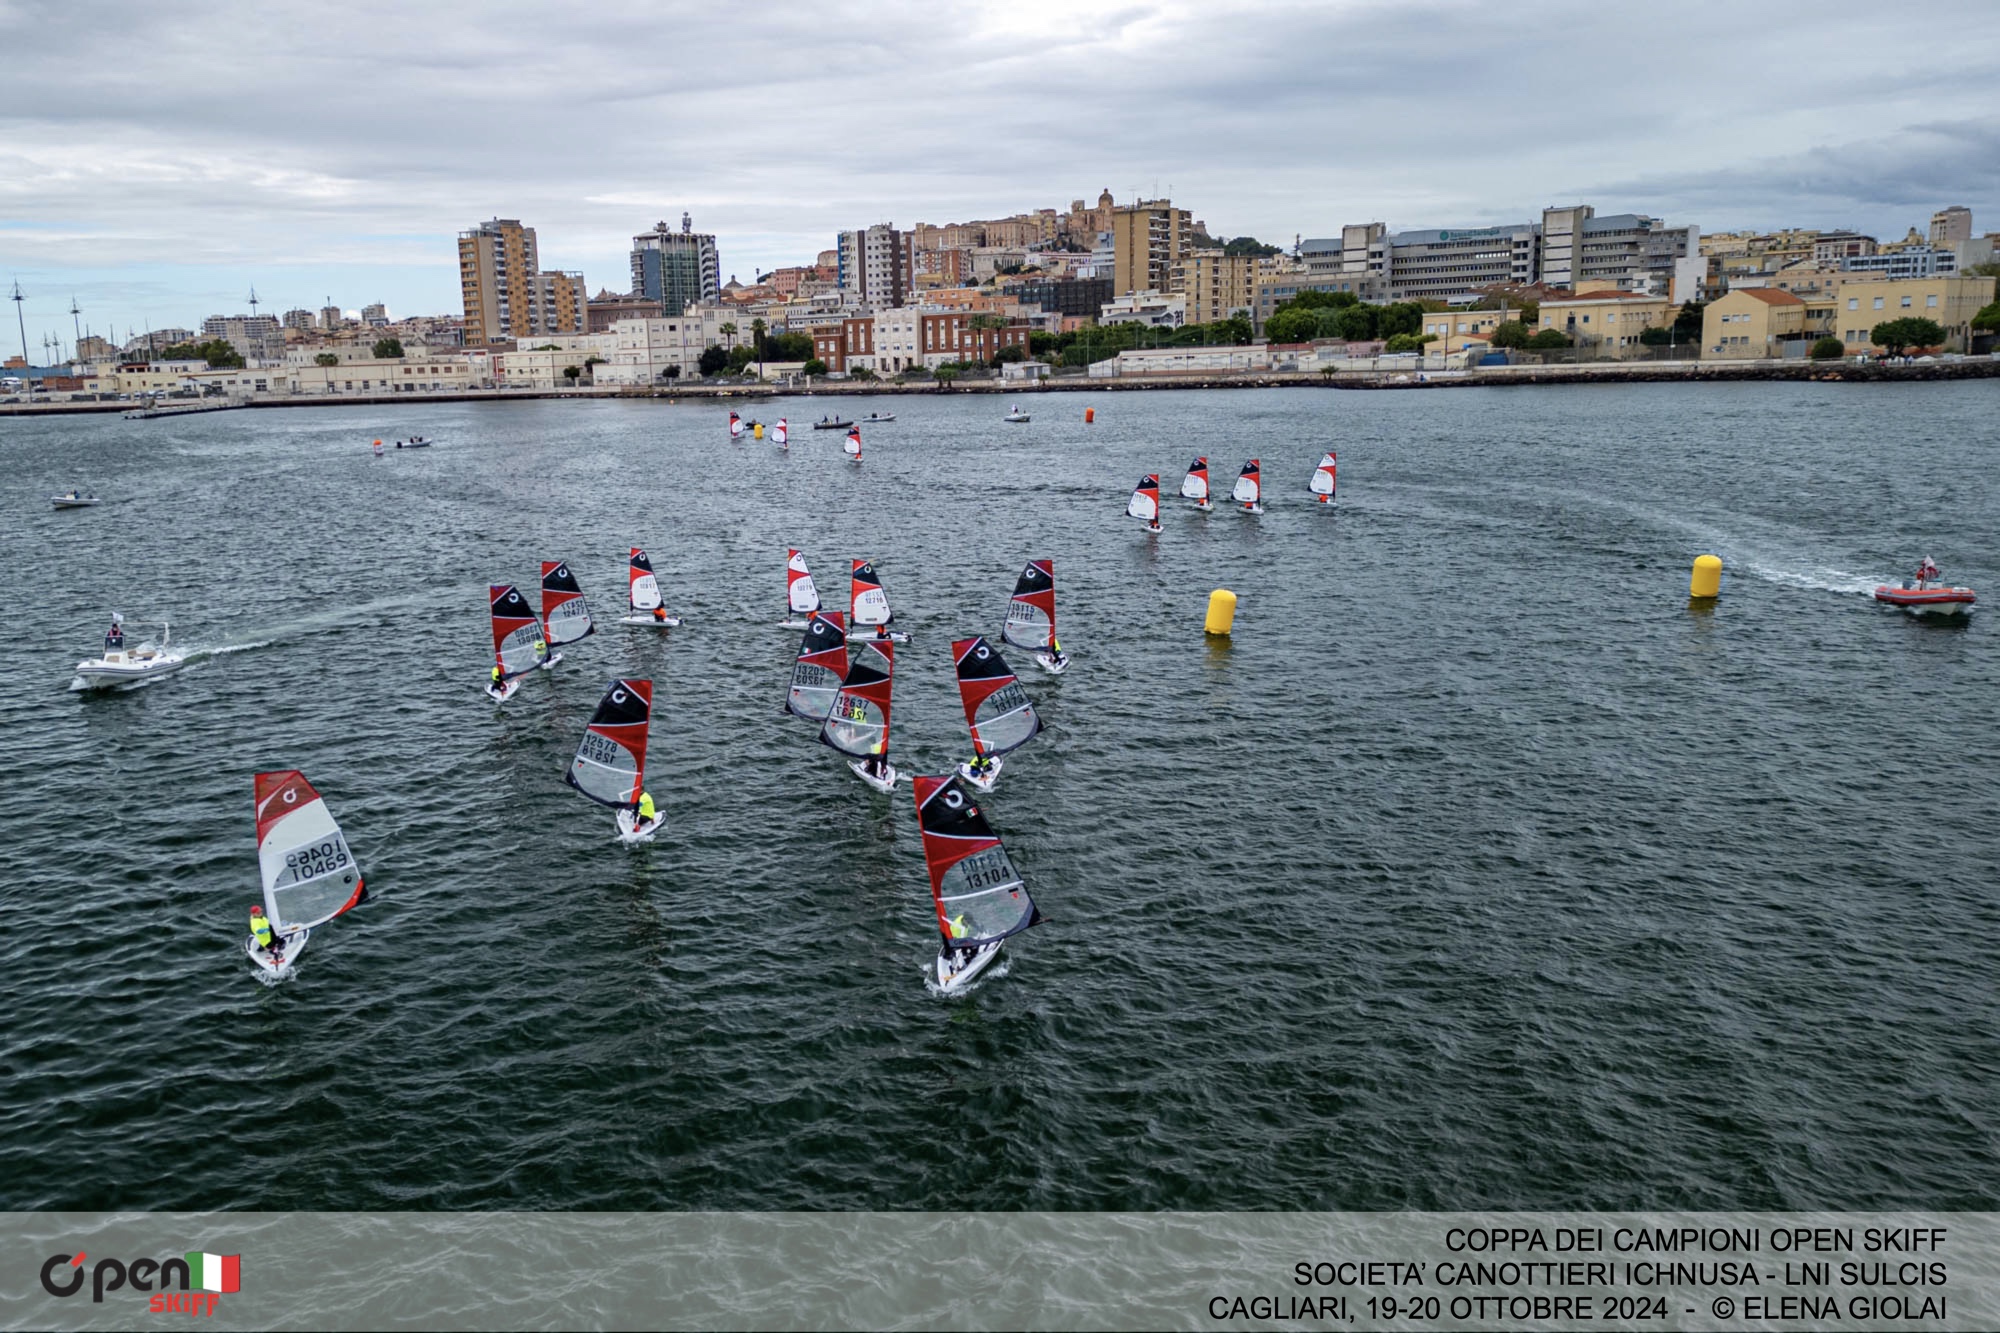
[1233, 459, 1262, 511]
[1181, 456, 1210, 506]
[254, 769, 366, 937]
[844, 425, 862, 459]
[540, 559, 596, 647]
[1310, 451, 1337, 503]
[915, 774, 1043, 991]
[1127, 474, 1160, 525]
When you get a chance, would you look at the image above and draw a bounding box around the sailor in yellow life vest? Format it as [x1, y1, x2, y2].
[946, 913, 973, 963]
[635, 790, 657, 829]
[533, 636, 548, 663]
[490, 663, 504, 690]
[249, 904, 279, 955]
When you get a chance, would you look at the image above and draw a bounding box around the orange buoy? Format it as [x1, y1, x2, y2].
[1084, 408, 1095, 423]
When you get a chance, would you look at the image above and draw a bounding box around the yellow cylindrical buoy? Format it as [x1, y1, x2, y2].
[1084, 407, 1095, 423]
[1689, 554, 1722, 599]
[753, 423, 764, 440]
[1204, 589, 1237, 636]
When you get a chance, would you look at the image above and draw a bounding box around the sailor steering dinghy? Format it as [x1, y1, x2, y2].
[248, 770, 367, 978]
[1180, 457, 1211, 511]
[786, 611, 849, 722]
[485, 583, 543, 702]
[539, 559, 596, 666]
[1233, 459, 1264, 514]
[1309, 452, 1337, 504]
[821, 637, 898, 792]
[1127, 474, 1162, 532]
[915, 774, 1044, 993]
[780, 548, 821, 628]
[566, 677, 662, 843]
[952, 635, 1040, 793]
[850, 559, 907, 641]
[618, 547, 682, 627]
[1001, 559, 1069, 675]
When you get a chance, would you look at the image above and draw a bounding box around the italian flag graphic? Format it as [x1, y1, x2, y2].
[186, 1252, 241, 1293]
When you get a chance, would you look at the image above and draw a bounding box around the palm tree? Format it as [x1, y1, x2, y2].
[750, 317, 766, 355]
[719, 322, 738, 352]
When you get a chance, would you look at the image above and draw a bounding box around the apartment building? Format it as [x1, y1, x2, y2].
[1930, 206, 1973, 247]
[631, 215, 721, 315]
[1111, 199, 1191, 296]
[837, 224, 909, 307]
[200, 314, 284, 361]
[1174, 251, 1260, 325]
[458, 218, 587, 345]
[1540, 205, 1697, 295]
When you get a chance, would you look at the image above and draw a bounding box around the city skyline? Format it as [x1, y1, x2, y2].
[3, 0, 1998, 335]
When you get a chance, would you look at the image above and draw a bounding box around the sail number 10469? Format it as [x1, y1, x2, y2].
[284, 838, 349, 881]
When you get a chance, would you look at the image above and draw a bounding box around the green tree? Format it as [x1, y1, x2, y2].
[801, 357, 828, 376]
[1264, 307, 1319, 344]
[750, 317, 767, 359]
[968, 313, 1006, 330]
[161, 338, 244, 368]
[562, 365, 581, 385]
[1489, 320, 1533, 350]
[1871, 317, 1946, 354]
[1377, 302, 1425, 339]
[1809, 336, 1845, 360]
[991, 344, 1028, 366]
[659, 365, 681, 380]
[697, 346, 729, 376]
[313, 352, 340, 367]
[726, 344, 756, 373]
[371, 337, 404, 359]
[1221, 236, 1283, 256]
[764, 331, 812, 360]
[1527, 329, 1572, 350]
[1638, 325, 1674, 346]
[933, 365, 958, 388]
[1383, 333, 1428, 353]
[719, 322, 738, 351]
[1672, 301, 1705, 342]
[1331, 305, 1378, 341]
[1970, 301, 2000, 332]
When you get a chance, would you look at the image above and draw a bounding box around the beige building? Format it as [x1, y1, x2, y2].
[1828, 274, 1992, 351]
[458, 218, 587, 346]
[1420, 308, 1514, 349]
[1111, 199, 1191, 296]
[1173, 251, 1259, 325]
[1702, 288, 1807, 358]
[289, 357, 482, 394]
[1538, 290, 1676, 357]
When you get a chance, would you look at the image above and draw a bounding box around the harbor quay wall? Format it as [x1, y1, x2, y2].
[4, 357, 1996, 416]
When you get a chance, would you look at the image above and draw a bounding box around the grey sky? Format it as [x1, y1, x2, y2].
[2, 0, 1996, 340]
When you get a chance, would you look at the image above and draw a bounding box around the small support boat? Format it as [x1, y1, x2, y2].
[1875, 558, 1976, 615]
[861, 412, 896, 423]
[51, 490, 100, 509]
[813, 416, 855, 430]
[1004, 405, 1031, 422]
[73, 619, 187, 688]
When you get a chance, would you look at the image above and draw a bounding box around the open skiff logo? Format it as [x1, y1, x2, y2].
[41, 1249, 240, 1314]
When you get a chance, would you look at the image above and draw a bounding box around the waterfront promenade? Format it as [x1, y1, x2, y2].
[4, 354, 1996, 416]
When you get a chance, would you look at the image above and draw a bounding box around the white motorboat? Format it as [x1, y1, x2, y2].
[51, 491, 100, 509]
[74, 622, 188, 688]
[1004, 406, 1031, 423]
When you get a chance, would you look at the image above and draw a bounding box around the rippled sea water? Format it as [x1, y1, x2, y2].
[1, 384, 1995, 1212]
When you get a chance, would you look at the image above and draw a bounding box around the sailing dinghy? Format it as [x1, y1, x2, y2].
[1310, 452, 1337, 504]
[1001, 559, 1068, 674]
[786, 611, 849, 721]
[539, 560, 596, 665]
[618, 547, 682, 627]
[565, 677, 661, 843]
[952, 635, 1040, 793]
[821, 637, 897, 791]
[850, 559, 907, 641]
[1181, 456, 1212, 511]
[248, 770, 367, 978]
[774, 418, 789, 450]
[1234, 459, 1264, 514]
[915, 774, 1044, 992]
[843, 425, 862, 461]
[486, 583, 543, 702]
[729, 411, 743, 442]
[780, 548, 821, 628]
[1127, 474, 1162, 531]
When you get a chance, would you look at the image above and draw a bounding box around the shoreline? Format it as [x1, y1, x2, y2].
[4, 355, 1994, 416]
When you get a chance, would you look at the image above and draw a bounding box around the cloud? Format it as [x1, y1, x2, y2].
[1, 0, 1995, 333]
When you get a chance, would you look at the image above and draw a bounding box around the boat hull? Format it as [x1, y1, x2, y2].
[935, 941, 1003, 992]
[617, 614, 681, 627]
[73, 652, 187, 688]
[486, 677, 524, 703]
[1875, 587, 1975, 615]
[1033, 651, 1068, 676]
[957, 756, 1003, 793]
[615, 808, 662, 844]
[246, 926, 310, 979]
[848, 759, 899, 793]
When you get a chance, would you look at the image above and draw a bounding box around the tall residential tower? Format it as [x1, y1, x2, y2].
[630, 214, 721, 316]
[458, 218, 586, 345]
